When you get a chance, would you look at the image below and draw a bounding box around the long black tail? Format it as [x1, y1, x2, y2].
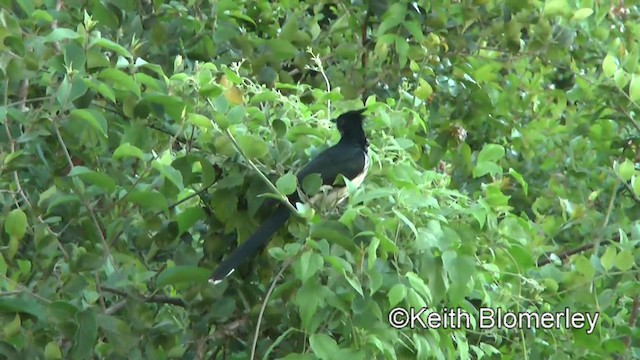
[209, 205, 291, 284]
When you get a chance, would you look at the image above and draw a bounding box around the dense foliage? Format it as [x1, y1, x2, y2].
[1, 0, 639, 359]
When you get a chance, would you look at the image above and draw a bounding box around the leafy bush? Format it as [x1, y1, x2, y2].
[0, 0, 639, 359]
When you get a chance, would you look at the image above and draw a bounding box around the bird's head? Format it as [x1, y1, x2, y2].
[333, 108, 367, 134]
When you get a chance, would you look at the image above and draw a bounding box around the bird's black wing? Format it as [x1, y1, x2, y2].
[210, 141, 367, 284]
[297, 144, 366, 186]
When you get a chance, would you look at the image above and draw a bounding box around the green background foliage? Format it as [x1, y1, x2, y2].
[1, 0, 639, 359]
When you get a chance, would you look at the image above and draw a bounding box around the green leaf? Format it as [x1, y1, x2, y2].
[226, 105, 246, 125]
[629, 74, 640, 102]
[301, 173, 323, 196]
[309, 221, 356, 251]
[295, 252, 324, 283]
[45, 28, 81, 42]
[70, 309, 97, 360]
[126, 190, 168, 212]
[543, 0, 568, 17]
[473, 161, 503, 178]
[617, 159, 635, 182]
[403, 21, 425, 41]
[508, 168, 528, 196]
[98, 68, 141, 97]
[368, 267, 383, 295]
[222, 67, 242, 84]
[571, 8, 594, 22]
[68, 166, 117, 192]
[236, 134, 269, 158]
[176, 207, 205, 235]
[602, 54, 618, 77]
[442, 251, 475, 301]
[156, 266, 211, 286]
[406, 272, 431, 302]
[367, 237, 379, 270]
[575, 256, 595, 279]
[309, 334, 339, 360]
[5, 209, 27, 240]
[478, 144, 505, 162]
[377, 3, 406, 35]
[633, 176, 640, 197]
[152, 162, 184, 190]
[345, 274, 364, 297]
[614, 250, 634, 271]
[64, 43, 86, 70]
[187, 113, 212, 130]
[388, 283, 407, 307]
[69, 109, 108, 137]
[69, 76, 89, 102]
[113, 143, 145, 160]
[92, 81, 116, 102]
[600, 246, 616, 271]
[32, 10, 54, 24]
[90, 38, 131, 58]
[199, 83, 224, 98]
[276, 173, 297, 195]
[392, 208, 418, 239]
[56, 76, 72, 105]
[3, 314, 20, 338]
[44, 341, 62, 360]
[295, 281, 324, 329]
[47, 301, 79, 323]
[267, 39, 298, 60]
[0, 253, 6, 277]
[414, 82, 433, 101]
[0, 297, 46, 320]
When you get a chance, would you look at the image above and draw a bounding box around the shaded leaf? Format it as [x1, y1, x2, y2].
[156, 266, 210, 286]
[69, 109, 108, 137]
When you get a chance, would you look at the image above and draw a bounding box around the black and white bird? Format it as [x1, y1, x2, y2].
[209, 109, 370, 285]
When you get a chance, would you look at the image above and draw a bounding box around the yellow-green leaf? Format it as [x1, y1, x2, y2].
[5, 209, 27, 240]
[602, 54, 618, 78]
[629, 74, 640, 102]
[600, 246, 617, 271]
[571, 8, 593, 22]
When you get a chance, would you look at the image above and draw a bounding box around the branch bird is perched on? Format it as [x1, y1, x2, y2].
[209, 109, 370, 285]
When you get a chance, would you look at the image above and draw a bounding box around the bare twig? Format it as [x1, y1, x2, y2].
[100, 286, 187, 308]
[207, 99, 300, 216]
[105, 299, 128, 315]
[250, 257, 294, 360]
[51, 122, 114, 266]
[308, 48, 332, 118]
[2, 80, 69, 259]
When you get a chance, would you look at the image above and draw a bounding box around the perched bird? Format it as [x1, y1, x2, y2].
[209, 109, 370, 284]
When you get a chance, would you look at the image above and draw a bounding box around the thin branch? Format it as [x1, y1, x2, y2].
[207, 99, 300, 216]
[0, 274, 52, 304]
[51, 121, 114, 265]
[2, 80, 69, 259]
[308, 48, 332, 119]
[105, 299, 128, 315]
[250, 257, 294, 360]
[537, 234, 623, 267]
[5, 96, 51, 108]
[100, 286, 187, 308]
